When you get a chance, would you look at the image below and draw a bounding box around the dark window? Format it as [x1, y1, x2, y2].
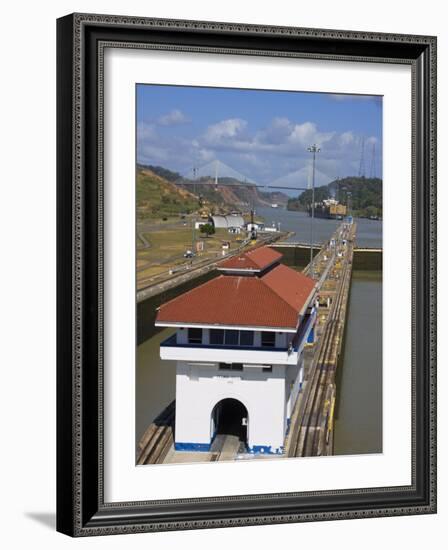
[262, 366, 273, 372]
[261, 331, 276, 347]
[210, 329, 224, 345]
[188, 328, 202, 344]
[219, 363, 243, 371]
[225, 330, 239, 346]
[240, 330, 254, 346]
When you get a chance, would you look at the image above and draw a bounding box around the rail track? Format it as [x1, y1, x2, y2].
[137, 401, 240, 464]
[136, 402, 175, 465]
[287, 223, 355, 457]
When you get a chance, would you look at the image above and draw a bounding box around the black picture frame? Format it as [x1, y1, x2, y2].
[57, 13, 437, 537]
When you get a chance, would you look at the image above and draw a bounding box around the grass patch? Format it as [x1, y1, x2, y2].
[136, 226, 246, 288]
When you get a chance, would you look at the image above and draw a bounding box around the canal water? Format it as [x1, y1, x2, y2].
[136, 328, 176, 442]
[136, 215, 383, 455]
[256, 206, 382, 248]
[333, 271, 382, 455]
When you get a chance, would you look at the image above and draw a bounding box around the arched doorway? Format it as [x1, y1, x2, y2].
[211, 399, 248, 452]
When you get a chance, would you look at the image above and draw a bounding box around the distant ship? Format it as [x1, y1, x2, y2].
[271, 203, 278, 208]
[308, 198, 347, 220]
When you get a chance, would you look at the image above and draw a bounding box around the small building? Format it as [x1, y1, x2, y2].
[228, 226, 242, 234]
[246, 222, 265, 232]
[194, 221, 207, 230]
[210, 215, 227, 229]
[221, 241, 230, 256]
[155, 246, 318, 455]
[211, 214, 245, 231]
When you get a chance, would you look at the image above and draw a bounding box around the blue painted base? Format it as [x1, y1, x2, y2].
[175, 442, 284, 455]
[248, 445, 284, 455]
[175, 442, 211, 452]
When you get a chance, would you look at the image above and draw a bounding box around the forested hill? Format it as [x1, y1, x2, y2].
[287, 176, 382, 218]
[139, 164, 289, 208]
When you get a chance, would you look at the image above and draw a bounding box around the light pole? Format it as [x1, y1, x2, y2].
[307, 144, 321, 277]
[347, 191, 352, 217]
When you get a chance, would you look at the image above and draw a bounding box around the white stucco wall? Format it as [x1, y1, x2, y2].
[285, 355, 304, 419]
[175, 362, 287, 452]
[275, 332, 288, 348]
[168, 321, 314, 453]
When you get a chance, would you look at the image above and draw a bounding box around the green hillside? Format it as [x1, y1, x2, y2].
[137, 168, 199, 220]
[287, 177, 382, 218]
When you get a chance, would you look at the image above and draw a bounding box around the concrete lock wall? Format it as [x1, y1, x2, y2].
[174, 362, 287, 453]
[272, 245, 382, 272]
[271, 245, 322, 268]
[352, 249, 383, 270]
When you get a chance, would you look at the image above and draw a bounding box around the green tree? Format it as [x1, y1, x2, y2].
[365, 205, 379, 218]
[200, 223, 215, 237]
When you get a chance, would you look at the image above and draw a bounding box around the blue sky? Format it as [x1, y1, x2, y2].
[137, 84, 382, 191]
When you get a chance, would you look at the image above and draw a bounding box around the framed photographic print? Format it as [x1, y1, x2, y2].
[56, 13, 437, 536]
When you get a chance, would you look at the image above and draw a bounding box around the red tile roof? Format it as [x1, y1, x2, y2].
[218, 246, 283, 272]
[156, 263, 316, 330]
[262, 264, 316, 313]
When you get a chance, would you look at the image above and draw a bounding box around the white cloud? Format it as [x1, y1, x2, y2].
[138, 143, 170, 164]
[201, 118, 335, 157]
[157, 109, 190, 126]
[137, 122, 156, 140]
[289, 122, 335, 148]
[339, 131, 355, 146]
[288, 122, 317, 144]
[137, 113, 381, 183]
[204, 118, 247, 143]
[197, 148, 215, 163]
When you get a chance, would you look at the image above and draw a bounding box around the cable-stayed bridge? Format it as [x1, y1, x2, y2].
[184, 159, 256, 185]
[180, 158, 313, 194]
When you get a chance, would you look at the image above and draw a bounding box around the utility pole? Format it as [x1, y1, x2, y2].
[307, 144, 321, 277]
[369, 142, 377, 179]
[192, 166, 197, 253]
[358, 136, 366, 178]
[192, 166, 197, 196]
[214, 160, 219, 186]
